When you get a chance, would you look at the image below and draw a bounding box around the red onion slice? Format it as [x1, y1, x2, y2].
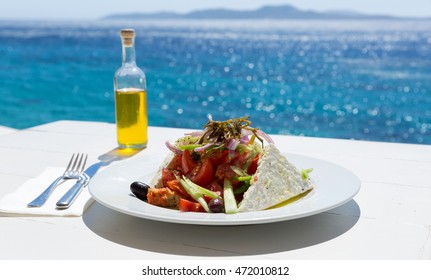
[256, 130, 274, 144]
[240, 135, 250, 144]
[194, 143, 213, 152]
[240, 129, 253, 136]
[165, 140, 182, 155]
[185, 130, 205, 137]
[225, 138, 240, 151]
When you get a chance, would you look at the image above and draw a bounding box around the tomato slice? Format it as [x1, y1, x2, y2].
[247, 154, 259, 174]
[161, 168, 176, 187]
[179, 198, 205, 212]
[166, 179, 192, 200]
[190, 157, 213, 187]
[207, 149, 229, 165]
[181, 150, 197, 174]
[166, 154, 182, 170]
[215, 163, 237, 181]
[208, 181, 223, 197]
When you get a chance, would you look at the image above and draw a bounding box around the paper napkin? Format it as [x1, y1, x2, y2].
[0, 167, 94, 216]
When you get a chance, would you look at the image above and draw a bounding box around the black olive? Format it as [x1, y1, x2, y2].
[208, 198, 224, 213]
[191, 151, 200, 161]
[130, 181, 150, 201]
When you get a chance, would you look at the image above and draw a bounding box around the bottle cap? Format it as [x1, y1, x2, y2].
[120, 29, 135, 46]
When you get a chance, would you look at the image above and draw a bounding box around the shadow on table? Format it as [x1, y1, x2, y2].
[97, 147, 144, 163]
[82, 200, 360, 257]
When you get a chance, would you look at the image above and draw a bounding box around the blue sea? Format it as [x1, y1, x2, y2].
[1, 19, 430, 144]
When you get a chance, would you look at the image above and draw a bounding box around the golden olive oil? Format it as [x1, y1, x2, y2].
[268, 189, 312, 209]
[115, 87, 147, 148]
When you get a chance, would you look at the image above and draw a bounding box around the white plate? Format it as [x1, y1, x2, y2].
[88, 153, 360, 225]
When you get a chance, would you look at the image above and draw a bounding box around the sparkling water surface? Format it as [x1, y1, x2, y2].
[1, 19, 430, 144]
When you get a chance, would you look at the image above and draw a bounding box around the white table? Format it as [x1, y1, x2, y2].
[1, 120, 430, 260]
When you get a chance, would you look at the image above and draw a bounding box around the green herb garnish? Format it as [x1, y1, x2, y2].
[301, 168, 314, 180]
[198, 116, 264, 146]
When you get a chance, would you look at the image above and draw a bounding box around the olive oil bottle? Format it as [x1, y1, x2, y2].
[114, 29, 147, 149]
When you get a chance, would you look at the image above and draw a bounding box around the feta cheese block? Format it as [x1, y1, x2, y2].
[238, 144, 314, 212]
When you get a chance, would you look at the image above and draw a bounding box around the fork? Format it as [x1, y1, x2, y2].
[27, 153, 88, 207]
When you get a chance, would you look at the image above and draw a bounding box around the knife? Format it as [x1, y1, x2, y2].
[56, 161, 106, 209]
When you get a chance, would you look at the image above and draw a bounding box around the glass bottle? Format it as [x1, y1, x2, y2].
[114, 29, 148, 149]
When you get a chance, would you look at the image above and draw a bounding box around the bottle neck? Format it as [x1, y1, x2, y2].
[122, 43, 136, 65]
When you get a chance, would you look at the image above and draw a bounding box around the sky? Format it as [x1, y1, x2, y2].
[1, 0, 431, 20]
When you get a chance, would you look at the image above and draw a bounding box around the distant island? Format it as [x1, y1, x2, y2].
[102, 4, 428, 21]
